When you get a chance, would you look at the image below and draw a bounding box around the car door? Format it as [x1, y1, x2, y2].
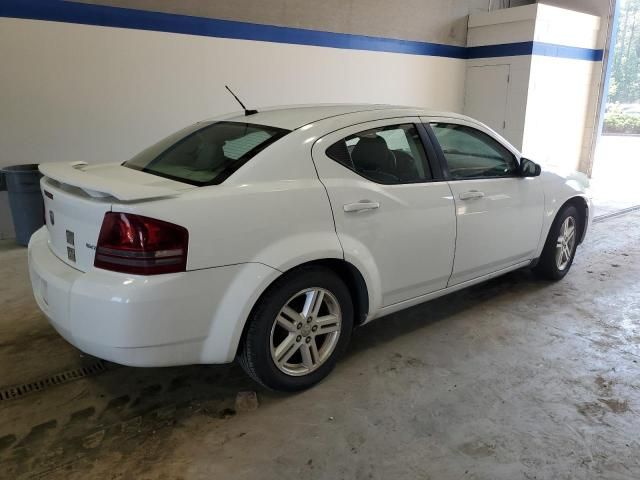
[425, 118, 544, 286]
[311, 119, 456, 309]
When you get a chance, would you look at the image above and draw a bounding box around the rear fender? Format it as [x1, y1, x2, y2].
[332, 233, 383, 322]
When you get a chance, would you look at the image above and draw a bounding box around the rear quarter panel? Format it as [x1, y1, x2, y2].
[112, 130, 343, 272]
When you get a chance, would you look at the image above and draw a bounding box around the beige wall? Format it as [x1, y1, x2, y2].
[75, 0, 612, 36]
[75, 0, 494, 45]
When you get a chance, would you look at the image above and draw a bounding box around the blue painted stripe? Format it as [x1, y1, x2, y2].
[0, 0, 604, 62]
[467, 42, 534, 59]
[468, 41, 603, 61]
[0, 0, 468, 59]
[532, 42, 604, 61]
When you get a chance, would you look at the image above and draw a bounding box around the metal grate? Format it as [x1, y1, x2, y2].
[0, 360, 110, 401]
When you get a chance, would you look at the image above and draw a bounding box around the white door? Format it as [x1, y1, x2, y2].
[429, 121, 544, 286]
[464, 64, 510, 137]
[312, 119, 456, 308]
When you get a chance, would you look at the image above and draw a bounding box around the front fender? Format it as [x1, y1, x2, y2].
[536, 170, 591, 257]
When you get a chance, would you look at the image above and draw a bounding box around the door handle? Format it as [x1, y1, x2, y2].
[459, 190, 485, 200]
[343, 200, 380, 213]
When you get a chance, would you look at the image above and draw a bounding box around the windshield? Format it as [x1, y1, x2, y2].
[124, 121, 290, 186]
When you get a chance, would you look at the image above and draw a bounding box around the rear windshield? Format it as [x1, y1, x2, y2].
[124, 121, 290, 186]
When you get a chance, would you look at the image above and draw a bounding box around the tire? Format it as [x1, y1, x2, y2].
[238, 266, 354, 392]
[534, 204, 581, 281]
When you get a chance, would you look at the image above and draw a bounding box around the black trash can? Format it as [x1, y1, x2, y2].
[0, 164, 44, 246]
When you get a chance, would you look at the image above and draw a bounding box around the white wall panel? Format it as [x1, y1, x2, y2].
[0, 18, 465, 170]
[523, 56, 596, 169]
[465, 4, 604, 175]
[534, 4, 601, 49]
[0, 17, 466, 238]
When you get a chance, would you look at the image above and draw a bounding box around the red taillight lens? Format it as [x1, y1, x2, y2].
[94, 212, 188, 275]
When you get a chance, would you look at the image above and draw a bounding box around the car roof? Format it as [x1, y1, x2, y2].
[214, 104, 473, 130]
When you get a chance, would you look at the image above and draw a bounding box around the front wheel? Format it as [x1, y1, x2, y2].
[534, 205, 580, 280]
[238, 266, 353, 391]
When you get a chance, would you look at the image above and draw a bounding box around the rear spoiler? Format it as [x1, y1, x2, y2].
[39, 162, 179, 201]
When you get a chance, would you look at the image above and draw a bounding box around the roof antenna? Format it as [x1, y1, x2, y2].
[225, 85, 258, 116]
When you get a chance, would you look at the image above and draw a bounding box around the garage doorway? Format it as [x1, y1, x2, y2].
[592, 0, 640, 216]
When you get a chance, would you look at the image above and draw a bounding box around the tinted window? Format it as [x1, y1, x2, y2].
[430, 123, 517, 179]
[326, 124, 431, 184]
[124, 121, 289, 186]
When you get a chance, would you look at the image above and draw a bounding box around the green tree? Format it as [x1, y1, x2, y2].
[609, 0, 640, 104]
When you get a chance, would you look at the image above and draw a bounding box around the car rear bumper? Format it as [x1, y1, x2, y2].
[28, 227, 279, 366]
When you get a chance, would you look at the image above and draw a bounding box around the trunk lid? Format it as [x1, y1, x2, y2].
[40, 162, 193, 272]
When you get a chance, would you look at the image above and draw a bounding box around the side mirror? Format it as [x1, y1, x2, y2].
[519, 157, 541, 177]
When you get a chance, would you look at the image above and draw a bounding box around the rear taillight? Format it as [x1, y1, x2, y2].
[94, 212, 188, 275]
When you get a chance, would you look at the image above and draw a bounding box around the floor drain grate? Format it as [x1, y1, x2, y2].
[593, 204, 640, 223]
[0, 360, 110, 401]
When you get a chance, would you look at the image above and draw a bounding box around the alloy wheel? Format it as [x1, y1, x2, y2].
[269, 288, 342, 376]
[555, 216, 576, 271]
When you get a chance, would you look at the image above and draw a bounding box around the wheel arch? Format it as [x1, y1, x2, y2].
[234, 258, 370, 358]
[559, 195, 589, 245]
[297, 259, 370, 326]
[533, 194, 590, 264]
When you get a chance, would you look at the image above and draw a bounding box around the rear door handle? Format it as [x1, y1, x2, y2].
[343, 201, 380, 213]
[459, 190, 485, 200]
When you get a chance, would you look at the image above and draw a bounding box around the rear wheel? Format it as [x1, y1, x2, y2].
[534, 205, 580, 280]
[238, 267, 353, 391]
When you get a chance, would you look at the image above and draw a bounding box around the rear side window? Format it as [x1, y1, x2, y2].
[326, 124, 431, 184]
[124, 121, 289, 186]
[430, 123, 517, 179]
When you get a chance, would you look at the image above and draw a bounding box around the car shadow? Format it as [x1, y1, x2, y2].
[346, 267, 547, 358]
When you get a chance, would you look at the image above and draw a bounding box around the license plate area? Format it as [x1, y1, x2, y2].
[41, 178, 111, 272]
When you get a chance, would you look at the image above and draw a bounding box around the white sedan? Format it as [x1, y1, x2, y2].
[28, 104, 591, 391]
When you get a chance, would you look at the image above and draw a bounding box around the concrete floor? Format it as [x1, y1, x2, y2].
[1, 212, 639, 480]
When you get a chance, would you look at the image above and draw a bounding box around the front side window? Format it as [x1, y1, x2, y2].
[326, 124, 431, 184]
[430, 123, 517, 180]
[124, 121, 289, 186]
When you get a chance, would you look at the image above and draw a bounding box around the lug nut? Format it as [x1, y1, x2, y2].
[312, 325, 318, 332]
[297, 323, 302, 329]
[296, 335, 302, 342]
[306, 337, 311, 343]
